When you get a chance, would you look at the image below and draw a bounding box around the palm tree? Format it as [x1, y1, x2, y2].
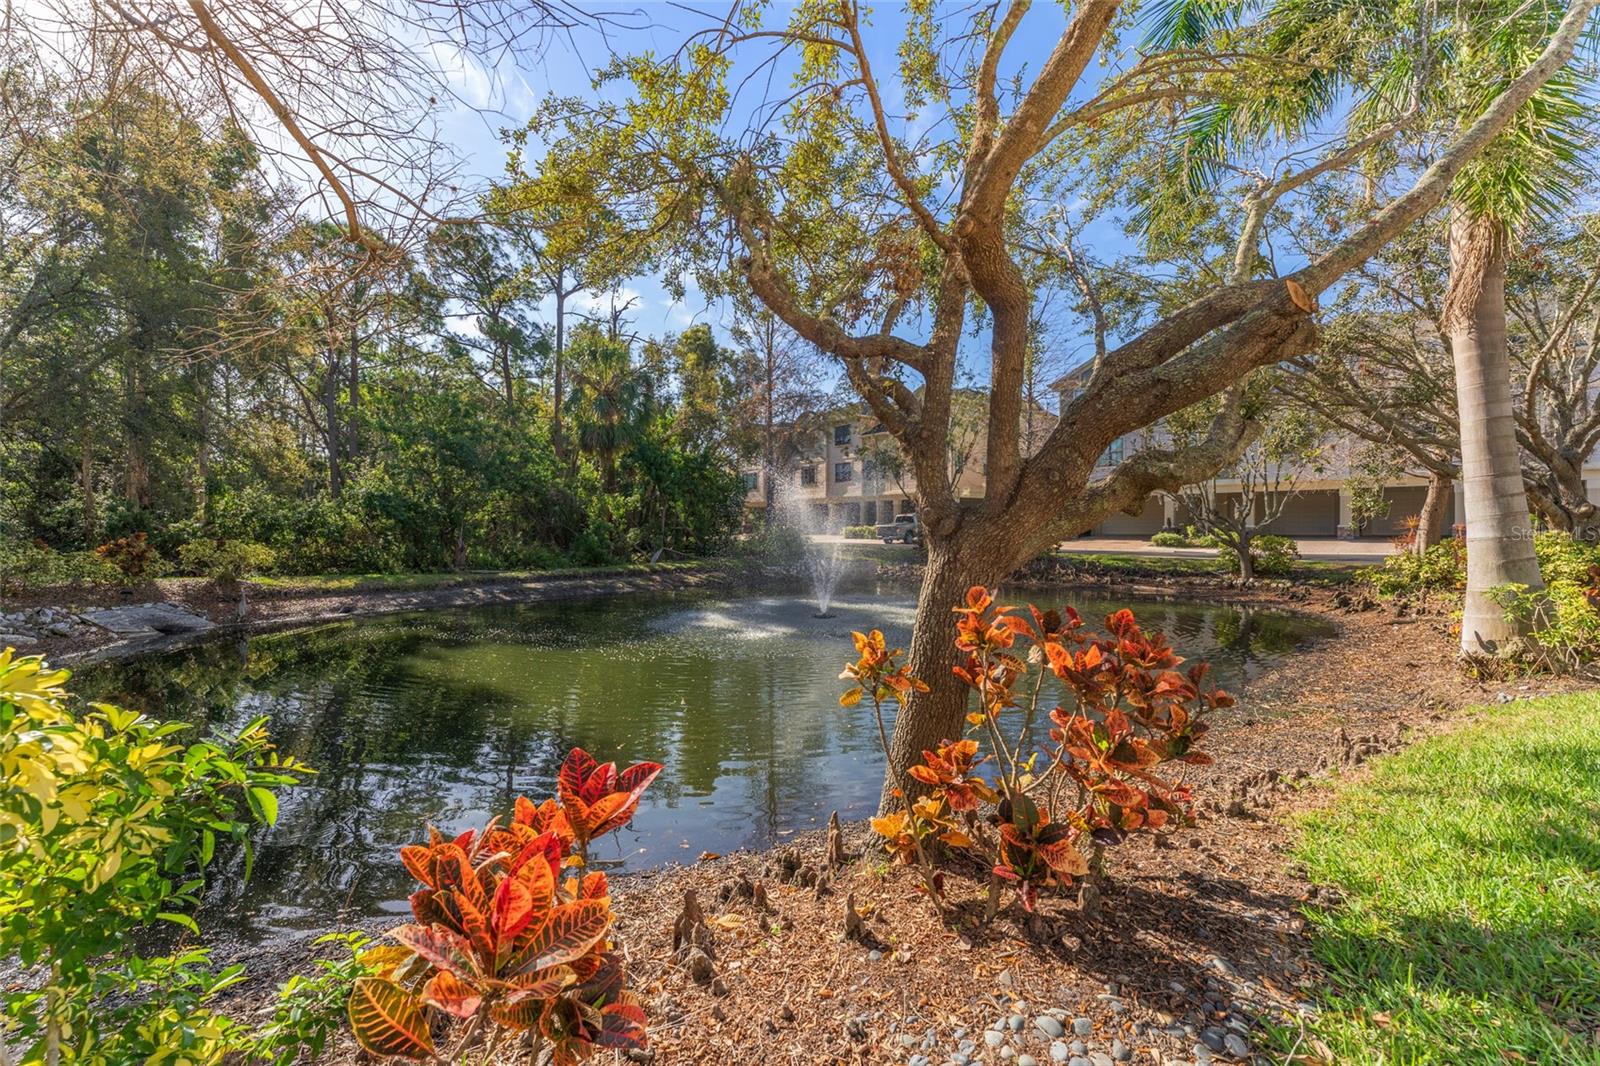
[1149, 0, 1595, 651]
[1440, 22, 1590, 651]
[568, 327, 645, 493]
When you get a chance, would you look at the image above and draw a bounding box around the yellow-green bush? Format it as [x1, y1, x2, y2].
[0, 649, 311, 1063]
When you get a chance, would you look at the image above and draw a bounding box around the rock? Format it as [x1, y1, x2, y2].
[1224, 1034, 1249, 1058]
[1200, 1028, 1227, 1053]
[1000, 1048, 1016, 1062]
[952, 1053, 971, 1066]
[1193, 1042, 1215, 1063]
[0, 634, 37, 647]
[1111, 1038, 1132, 1062]
[1035, 1017, 1065, 1039]
[1069, 1058, 1089, 1066]
[908, 1057, 930, 1066]
[958, 1039, 976, 1054]
[1008, 1015, 1027, 1033]
[900, 1034, 920, 1048]
[985, 1030, 1007, 1048]
[867, 949, 883, 962]
[843, 1015, 868, 1042]
[1069, 1041, 1087, 1055]
[81, 604, 214, 636]
[1073, 1018, 1093, 1037]
[1048, 1042, 1070, 1063]
[1017, 1057, 1038, 1066]
[46, 622, 73, 636]
[1089, 1055, 1114, 1066]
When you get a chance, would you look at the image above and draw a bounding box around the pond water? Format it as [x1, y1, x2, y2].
[78, 581, 1332, 941]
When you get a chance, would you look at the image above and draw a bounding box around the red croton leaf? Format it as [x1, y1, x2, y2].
[514, 897, 613, 973]
[422, 968, 482, 1019]
[392, 923, 475, 979]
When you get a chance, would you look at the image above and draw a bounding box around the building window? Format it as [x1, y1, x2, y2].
[1106, 436, 1125, 465]
[741, 472, 759, 493]
[834, 462, 854, 483]
[800, 465, 818, 486]
[862, 457, 878, 481]
[865, 501, 877, 525]
[833, 423, 852, 445]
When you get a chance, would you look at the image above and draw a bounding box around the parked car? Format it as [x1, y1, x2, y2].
[876, 512, 922, 544]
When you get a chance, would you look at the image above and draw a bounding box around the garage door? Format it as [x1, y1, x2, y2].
[1096, 495, 1166, 536]
[1269, 490, 1340, 536]
[1367, 486, 1442, 538]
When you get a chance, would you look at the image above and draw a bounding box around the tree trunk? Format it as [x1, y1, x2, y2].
[79, 426, 96, 546]
[1447, 214, 1545, 653]
[552, 274, 566, 462]
[1235, 529, 1255, 581]
[323, 364, 344, 499]
[1413, 471, 1451, 554]
[453, 524, 468, 571]
[762, 337, 776, 528]
[879, 534, 997, 812]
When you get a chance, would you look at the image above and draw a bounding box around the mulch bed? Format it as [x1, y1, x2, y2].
[215, 589, 1584, 1065]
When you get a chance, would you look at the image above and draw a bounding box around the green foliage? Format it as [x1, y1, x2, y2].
[842, 525, 876, 539]
[1273, 693, 1600, 1064]
[177, 538, 277, 583]
[0, 650, 311, 1063]
[1365, 540, 1468, 597]
[1215, 533, 1300, 576]
[1149, 531, 1189, 547]
[1484, 532, 1600, 672]
[0, 543, 122, 591]
[252, 932, 382, 1065]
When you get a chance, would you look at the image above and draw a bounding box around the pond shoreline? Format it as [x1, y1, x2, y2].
[37, 561, 777, 667]
[192, 591, 1578, 1065]
[20, 554, 1354, 668]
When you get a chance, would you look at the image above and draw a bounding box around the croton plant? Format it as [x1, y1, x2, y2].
[845, 587, 1232, 915]
[348, 749, 660, 1063]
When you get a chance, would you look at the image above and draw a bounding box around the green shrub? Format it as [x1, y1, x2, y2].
[843, 524, 877, 539]
[0, 542, 122, 590]
[1364, 540, 1467, 597]
[252, 932, 381, 1065]
[1532, 529, 1599, 585]
[177, 538, 277, 585]
[1215, 533, 1301, 576]
[1149, 531, 1187, 547]
[0, 650, 312, 1064]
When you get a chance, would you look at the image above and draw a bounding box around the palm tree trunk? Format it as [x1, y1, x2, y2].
[1446, 213, 1544, 653]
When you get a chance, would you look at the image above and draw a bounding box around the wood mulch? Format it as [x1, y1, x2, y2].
[217, 588, 1586, 1065]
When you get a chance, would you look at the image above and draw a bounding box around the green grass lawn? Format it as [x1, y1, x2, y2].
[1270, 693, 1600, 1064]
[1042, 550, 1359, 584]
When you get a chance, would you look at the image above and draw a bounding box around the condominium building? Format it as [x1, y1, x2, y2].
[742, 370, 1460, 540]
[741, 393, 1054, 533]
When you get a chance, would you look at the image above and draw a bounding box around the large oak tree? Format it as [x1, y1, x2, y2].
[510, 0, 1598, 803]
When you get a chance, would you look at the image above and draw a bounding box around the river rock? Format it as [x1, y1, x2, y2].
[1035, 1017, 1065, 1039]
[81, 603, 215, 636]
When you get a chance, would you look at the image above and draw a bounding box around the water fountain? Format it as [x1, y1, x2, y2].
[772, 477, 845, 617]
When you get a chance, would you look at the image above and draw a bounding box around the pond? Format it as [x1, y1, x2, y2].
[77, 581, 1332, 941]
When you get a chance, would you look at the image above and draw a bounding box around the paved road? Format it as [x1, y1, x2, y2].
[810, 533, 1396, 565]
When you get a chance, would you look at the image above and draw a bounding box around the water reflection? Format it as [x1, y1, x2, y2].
[77, 583, 1330, 941]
